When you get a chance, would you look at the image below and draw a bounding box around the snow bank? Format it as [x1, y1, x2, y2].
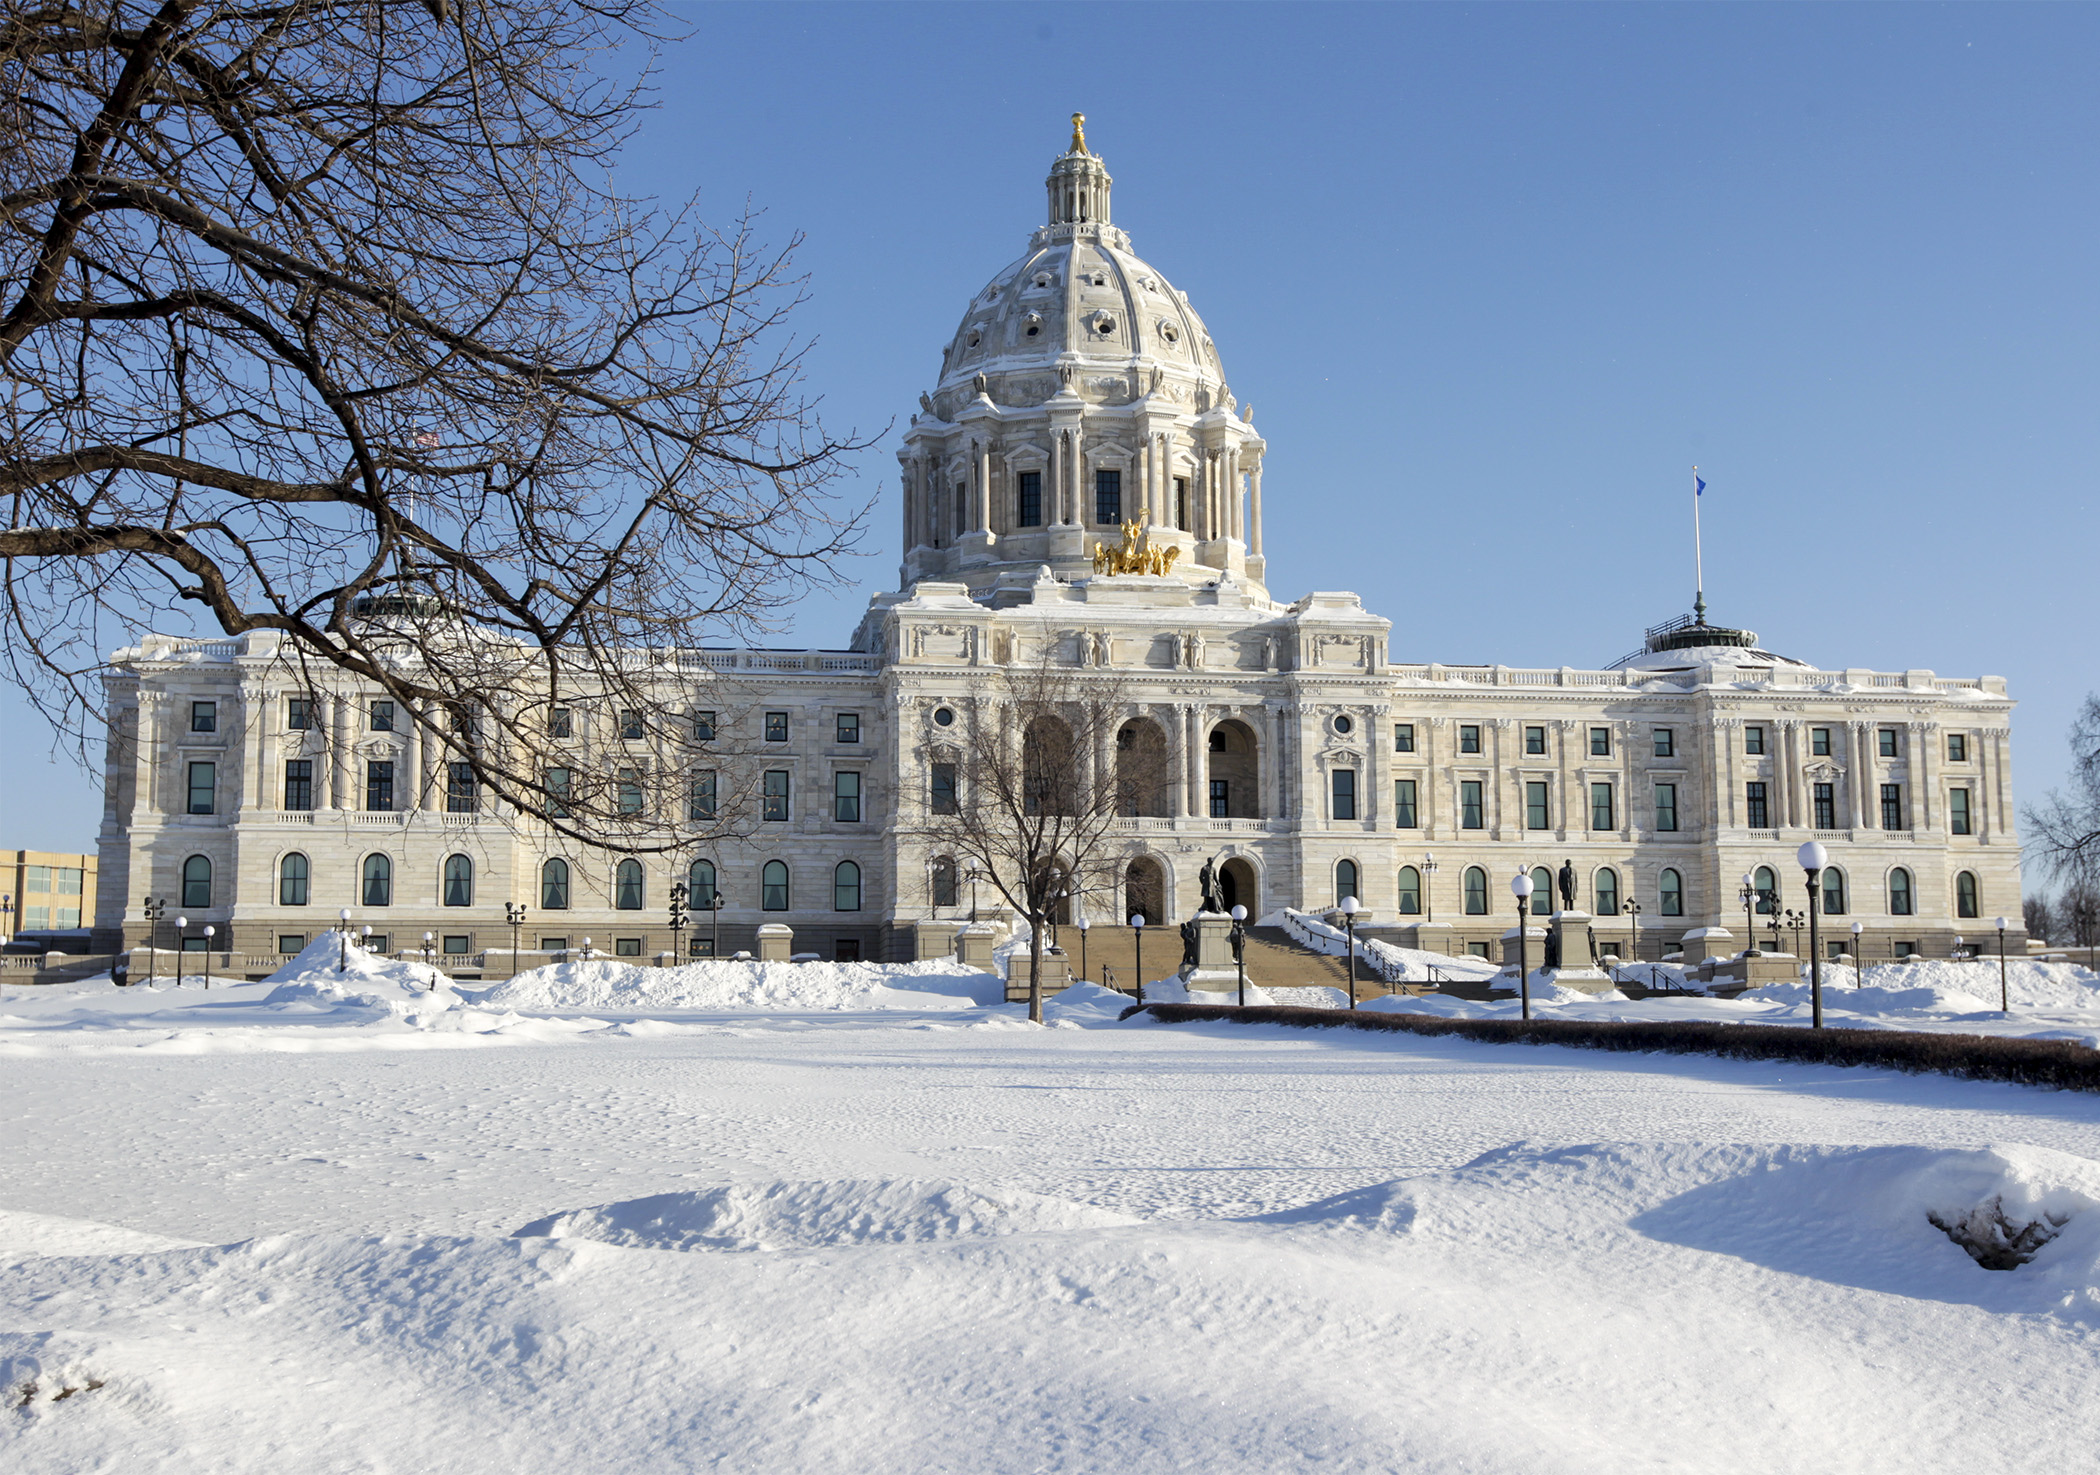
[1042, 980, 1137, 1026]
[514, 1178, 1138, 1252]
[0, 1209, 202, 1262]
[482, 956, 1004, 1012]
[1141, 976, 1351, 1009]
[262, 931, 458, 1011]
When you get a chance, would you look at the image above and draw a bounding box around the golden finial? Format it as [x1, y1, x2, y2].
[1070, 112, 1088, 155]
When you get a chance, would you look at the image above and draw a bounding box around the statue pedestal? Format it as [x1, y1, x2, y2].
[956, 922, 1000, 971]
[1545, 910, 1613, 993]
[1179, 914, 1244, 995]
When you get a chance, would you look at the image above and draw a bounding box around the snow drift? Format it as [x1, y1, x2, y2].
[482, 956, 1003, 1012]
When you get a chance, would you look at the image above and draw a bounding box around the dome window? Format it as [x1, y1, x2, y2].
[1089, 272, 1109, 287]
[1023, 311, 1042, 338]
[1157, 319, 1180, 344]
[966, 329, 982, 349]
[1033, 273, 1053, 288]
[1092, 312, 1116, 335]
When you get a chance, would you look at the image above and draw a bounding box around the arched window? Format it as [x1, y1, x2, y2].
[1593, 868, 1619, 918]
[931, 857, 958, 908]
[615, 859, 644, 910]
[443, 854, 473, 907]
[1822, 868, 1847, 915]
[1463, 865, 1488, 915]
[279, 853, 309, 907]
[1335, 859, 1359, 909]
[835, 861, 862, 912]
[181, 854, 212, 909]
[1530, 866, 1553, 916]
[1397, 866, 1422, 916]
[762, 860, 790, 911]
[689, 860, 717, 909]
[361, 854, 392, 908]
[1754, 866, 1777, 915]
[541, 858, 570, 910]
[1955, 870, 1979, 919]
[1889, 868, 1914, 916]
[1659, 868, 1683, 917]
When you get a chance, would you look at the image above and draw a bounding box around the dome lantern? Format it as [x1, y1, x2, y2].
[1046, 112, 1111, 228]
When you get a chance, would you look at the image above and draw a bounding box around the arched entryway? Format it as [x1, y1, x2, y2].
[1219, 856, 1258, 916]
[1115, 718, 1171, 817]
[1125, 856, 1165, 924]
[1205, 719, 1260, 819]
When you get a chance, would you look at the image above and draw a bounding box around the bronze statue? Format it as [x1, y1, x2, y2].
[1558, 859, 1577, 912]
[1071, 112, 1088, 155]
[1198, 858, 1226, 915]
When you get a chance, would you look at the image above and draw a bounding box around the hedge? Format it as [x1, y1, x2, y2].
[1121, 1003, 2100, 1093]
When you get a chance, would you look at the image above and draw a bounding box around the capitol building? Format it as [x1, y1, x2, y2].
[93, 123, 2022, 975]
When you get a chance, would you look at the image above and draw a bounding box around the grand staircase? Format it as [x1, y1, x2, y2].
[1025, 922, 1392, 999]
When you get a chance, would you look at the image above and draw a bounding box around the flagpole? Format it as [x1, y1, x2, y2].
[1691, 467, 1706, 625]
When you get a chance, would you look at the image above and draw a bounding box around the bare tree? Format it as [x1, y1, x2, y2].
[907, 645, 1171, 1022]
[2022, 893, 2055, 946]
[2024, 693, 2100, 900]
[0, 1, 871, 848]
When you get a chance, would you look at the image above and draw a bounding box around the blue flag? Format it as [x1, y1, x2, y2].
[1694, 474, 1706, 497]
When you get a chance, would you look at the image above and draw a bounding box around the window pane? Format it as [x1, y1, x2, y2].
[1653, 729, 1673, 758]
[1949, 788, 1971, 835]
[837, 713, 860, 744]
[1463, 867, 1487, 915]
[362, 855, 391, 907]
[284, 759, 314, 811]
[1589, 727, 1610, 757]
[619, 710, 643, 741]
[1459, 725, 1480, 754]
[191, 701, 216, 733]
[1336, 860, 1358, 908]
[1948, 733, 1967, 762]
[1332, 770, 1357, 821]
[1397, 867, 1421, 915]
[932, 860, 957, 908]
[541, 859, 570, 910]
[1889, 869, 1913, 916]
[1813, 783, 1835, 830]
[1655, 784, 1677, 832]
[287, 698, 311, 731]
[446, 762, 478, 813]
[762, 861, 789, 911]
[1879, 729, 1898, 758]
[367, 760, 395, 813]
[1594, 869, 1619, 917]
[1460, 780, 1484, 830]
[1209, 778, 1229, 818]
[371, 701, 396, 732]
[1881, 783, 1903, 831]
[1744, 726, 1764, 755]
[835, 771, 862, 823]
[1094, 468, 1121, 524]
[764, 711, 788, 742]
[689, 771, 717, 821]
[188, 762, 216, 815]
[764, 771, 790, 821]
[544, 766, 571, 819]
[1812, 728, 1830, 755]
[1394, 779, 1417, 829]
[444, 855, 473, 907]
[689, 861, 717, 907]
[1822, 869, 1845, 915]
[1525, 782, 1548, 830]
[1016, 470, 1042, 527]
[930, 763, 958, 815]
[1745, 782, 1768, 830]
[280, 853, 308, 906]
[617, 768, 643, 815]
[692, 711, 715, 742]
[1660, 869, 1683, 917]
[1524, 726, 1545, 755]
[835, 861, 862, 912]
[1956, 871, 1979, 918]
[616, 860, 643, 909]
[1590, 783, 1613, 831]
[1394, 724, 1415, 753]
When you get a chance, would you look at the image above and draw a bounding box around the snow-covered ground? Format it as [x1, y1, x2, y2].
[7, 942, 2100, 1470]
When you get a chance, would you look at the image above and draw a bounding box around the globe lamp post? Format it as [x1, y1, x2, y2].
[175, 915, 188, 988]
[1995, 917, 2011, 1013]
[1510, 872, 1534, 1022]
[1798, 840, 1828, 1030]
[1131, 914, 1145, 1005]
[1230, 904, 1248, 1008]
[1850, 920, 1864, 987]
[1077, 916, 1090, 987]
[337, 907, 352, 974]
[201, 925, 215, 989]
[1340, 894, 1360, 1009]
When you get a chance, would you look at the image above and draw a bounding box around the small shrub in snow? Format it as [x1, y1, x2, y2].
[1927, 1197, 2071, 1271]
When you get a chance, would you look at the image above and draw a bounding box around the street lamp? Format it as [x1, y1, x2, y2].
[1340, 894, 1360, 1010]
[422, 930, 436, 985]
[506, 902, 526, 974]
[1850, 920, 1864, 987]
[667, 883, 688, 966]
[338, 907, 352, 974]
[1797, 840, 1828, 1031]
[175, 915, 188, 988]
[1995, 916, 2011, 1013]
[711, 891, 723, 961]
[581, 935, 593, 961]
[1510, 872, 1534, 1022]
[967, 865, 984, 924]
[201, 925, 215, 989]
[1739, 871, 1759, 956]
[1230, 904, 1248, 1007]
[1622, 897, 1642, 973]
[1131, 913, 1145, 1005]
[1422, 853, 1439, 924]
[0, 892, 11, 947]
[1077, 915, 1090, 987]
[1951, 934, 1965, 964]
[141, 895, 165, 984]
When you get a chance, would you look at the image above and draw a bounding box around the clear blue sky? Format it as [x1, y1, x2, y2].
[5, 1, 2094, 860]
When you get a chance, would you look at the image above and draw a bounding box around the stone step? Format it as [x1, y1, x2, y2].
[1024, 922, 1390, 997]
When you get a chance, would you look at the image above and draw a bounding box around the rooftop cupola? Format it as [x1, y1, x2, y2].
[1046, 112, 1112, 227]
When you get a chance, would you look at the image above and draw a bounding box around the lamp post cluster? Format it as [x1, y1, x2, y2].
[506, 902, 527, 973]
[668, 883, 688, 964]
[140, 895, 166, 984]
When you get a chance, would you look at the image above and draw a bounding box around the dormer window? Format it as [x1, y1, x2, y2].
[1158, 320, 1180, 343]
[1033, 273, 1053, 288]
[1088, 271, 1108, 287]
[1092, 312, 1116, 335]
[966, 329, 982, 349]
[1023, 311, 1042, 338]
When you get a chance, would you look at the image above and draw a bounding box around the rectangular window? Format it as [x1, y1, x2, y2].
[689, 770, 717, 821]
[190, 701, 216, 733]
[1174, 476, 1190, 530]
[447, 762, 478, 813]
[1655, 783, 1678, 832]
[278, 935, 307, 955]
[1812, 727, 1831, 756]
[834, 771, 862, 823]
[837, 712, 860, 744]
[1653, 728, 1674, 759]
[1879, 728, 1898, 758]
[1016, 470, 1042, 527]
[1524, 725, 1546, 756]
[1459, 724, 1481, 754]
[614, 937, 642, 958]
[1814, 782, 1835, 830]
[764, 711, 789, 742]
[361, 760, 393, 813]
[1881, 783, 1904, 830]
[372, 700, 396, 733]
[545, 706, 570, 739]
[1394, 779, 1418, 828]
[449, 707, 475, 736]
[444, 935, 472, 956]
[1744, 726, 1765, 755]
[1525, 781, 1549, 830]
[1745, 782, 1768, 830]
[1950, 787, 1972, 835]
[693, 710, 715, 743]
[954, 482, 967, 533]
[1947, 733, 1968, 763]
[1394, 723, 1415, 754]
[538, 937, 567, 953]
[1332, 769, 1357, 821]
[287, 698, 311, 731]
[617, 768, 643, 815]
[1460, 780, 1484, 830]
[1589, 727, 1611, 757]
[1094, 468, 1122, 524]
[763, 770, 790, 821]
[618, 710, 643, 741]
[1590, 783, 1613, 831]
[1209, 778, 1229, 818]
[930, 762, 958, 815]
[55, 868, 81, 896]
[544, 766, 571, 818]
[283, 759, 315, 811]
[689, 937, 715, 958]
[187, 761, 216, 815]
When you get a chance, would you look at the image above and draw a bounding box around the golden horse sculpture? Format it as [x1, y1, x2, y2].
[1091, 520, 1181, 577]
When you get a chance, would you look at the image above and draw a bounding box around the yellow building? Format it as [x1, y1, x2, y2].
[5, 850, 98, 940]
